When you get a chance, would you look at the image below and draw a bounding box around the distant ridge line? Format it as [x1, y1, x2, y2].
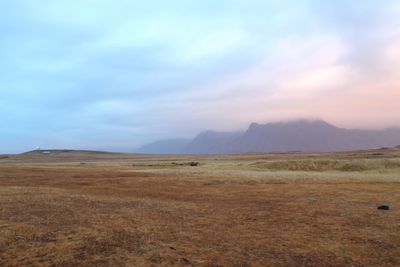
[137, 120, 400, 154]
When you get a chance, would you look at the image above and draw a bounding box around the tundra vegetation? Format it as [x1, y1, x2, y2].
[0, 148, 399, 266]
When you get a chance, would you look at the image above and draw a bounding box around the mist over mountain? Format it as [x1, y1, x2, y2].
[136, 120, 400, 154]
[184, 131, 244, 154]
[136, 139, 190, 154]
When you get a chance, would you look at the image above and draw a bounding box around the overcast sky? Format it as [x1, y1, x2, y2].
[1, 0, 400, 153]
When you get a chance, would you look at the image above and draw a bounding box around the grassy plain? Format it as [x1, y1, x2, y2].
[0, 149, 400, 266]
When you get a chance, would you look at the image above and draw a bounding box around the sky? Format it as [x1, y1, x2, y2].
[1, 0, 400, 153]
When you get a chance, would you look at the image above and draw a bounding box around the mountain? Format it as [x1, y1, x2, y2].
[232, 120, 400, 153]
[136, 139, 190, 154]
[232, 120, 342, 153]
[136, 120, 400, 154]
[184, 131, 243, 154]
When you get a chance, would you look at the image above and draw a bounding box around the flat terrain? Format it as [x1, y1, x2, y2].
[1, 149, 400, 266]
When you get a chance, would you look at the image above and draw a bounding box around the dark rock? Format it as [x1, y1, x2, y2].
[180, 257, 192, 265]
[377, 205, 390, 210]
[190, 162, 199, 167]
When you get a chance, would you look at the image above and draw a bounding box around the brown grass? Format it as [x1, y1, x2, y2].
[0, 149, 400, 266]
[250, 159, 400, 172]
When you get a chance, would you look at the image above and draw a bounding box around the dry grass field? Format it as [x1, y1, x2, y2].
[1, 149, 400, 266]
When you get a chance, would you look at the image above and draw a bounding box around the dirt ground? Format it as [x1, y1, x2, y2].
[0, 149, 399, 266]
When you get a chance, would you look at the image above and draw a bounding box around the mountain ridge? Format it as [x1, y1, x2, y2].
[136, 120, 400, 154]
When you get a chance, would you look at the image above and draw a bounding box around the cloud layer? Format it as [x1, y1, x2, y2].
[1, 0, 400, 153]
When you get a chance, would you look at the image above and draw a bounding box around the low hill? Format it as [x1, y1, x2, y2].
[9, 149, 141, 163]
[22, 149, 117, 155]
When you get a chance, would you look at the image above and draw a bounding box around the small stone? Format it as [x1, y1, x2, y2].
[181, 258, 191, 265]
[377, 205, 389, 210]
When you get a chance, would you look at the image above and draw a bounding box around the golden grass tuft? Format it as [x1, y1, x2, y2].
[250, 158, 400, 172]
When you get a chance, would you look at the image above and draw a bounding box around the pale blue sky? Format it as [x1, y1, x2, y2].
[1, 0, 400, 153]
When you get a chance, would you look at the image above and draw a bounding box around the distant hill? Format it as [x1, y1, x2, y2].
[22, 149, 115, 155]
[14, 149, 141, 163]
[137, 120, 400, 154]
